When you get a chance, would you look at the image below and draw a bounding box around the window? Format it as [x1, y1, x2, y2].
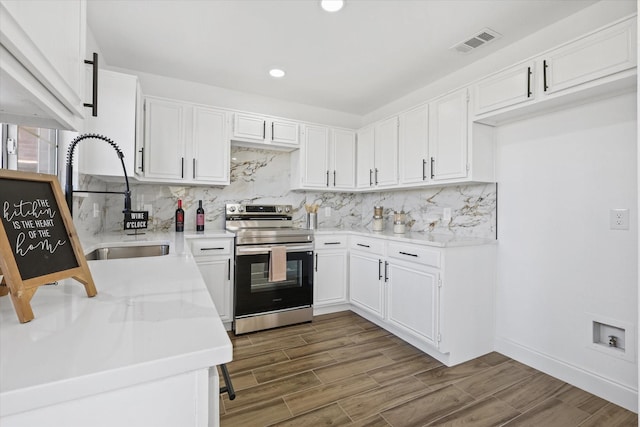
[1, 124, 58, 175]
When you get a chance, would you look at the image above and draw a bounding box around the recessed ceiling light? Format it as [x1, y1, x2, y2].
[269, 68, 286, 78]
[321, 0, 344, 12]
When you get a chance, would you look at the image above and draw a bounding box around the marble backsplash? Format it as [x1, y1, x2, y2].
[75, 147, 496, 238]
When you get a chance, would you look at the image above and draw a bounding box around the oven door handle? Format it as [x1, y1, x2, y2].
[236, 244, 314, 255]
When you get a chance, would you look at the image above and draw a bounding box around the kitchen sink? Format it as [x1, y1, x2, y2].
[85, 244, 170, 260]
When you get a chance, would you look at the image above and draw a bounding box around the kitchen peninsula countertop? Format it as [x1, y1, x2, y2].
[0, 229, 233, 419]
[314, 227, 496, 247]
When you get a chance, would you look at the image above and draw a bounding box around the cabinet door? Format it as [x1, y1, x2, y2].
[473, 61, 535, 116]
[271, 120, 299, 145]
[349, 252, 384, 319]
[233, 113, 265, 141]
[302, 125, 330, 188]
[543, 18, 636, 95]
[81, 70, 138, 178]
[356, 126, 375, 189]
[374, 116, 399, 187]
[429, 89, 468, 181]
[314, 251, 348, 306]
[330, 129, 356, 189]
[387, 262, 439, 347]
[144, 98, 186, 180]
[196, 258, 232, 322]
[192, 107, 229, 184]
[399, 105, 429, 185]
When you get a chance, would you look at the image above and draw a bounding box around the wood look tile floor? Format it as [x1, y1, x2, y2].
[219, 311, 637, 427]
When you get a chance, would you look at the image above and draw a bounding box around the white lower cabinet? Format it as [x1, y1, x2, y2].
[313, 235, 348, 313]
[346, 234, 495, 367]
[348, 236, 386, 319]
[386, 260, 439, 348]
[189, 237, 234, 326]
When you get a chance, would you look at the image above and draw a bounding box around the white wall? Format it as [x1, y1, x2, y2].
[494, 91, 638, 411]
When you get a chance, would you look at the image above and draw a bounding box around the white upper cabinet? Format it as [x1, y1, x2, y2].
[473, 61, 535, 116]
[144, 98, 186, 181]
[299, 124, 330, 189]
[232, 112, 299, 150]
[142, 96, 229, 185]
[331, 129, 356, 189]
[80, 70, 139, 179]
[0, 0, 88, 130]
[398, 104, 429, 185]
[542, 16, 636, 95]
[356, 125, 375, 189]
[356, 117, 399, 189]
[428, 89, 468, 181]
[472, 16, 636, 124]
[192, 107, 229, 183]
[291, 125, 356, 191]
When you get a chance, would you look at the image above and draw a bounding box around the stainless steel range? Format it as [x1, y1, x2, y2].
[226, 204, 314, 334]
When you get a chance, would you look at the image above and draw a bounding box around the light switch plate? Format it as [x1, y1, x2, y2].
[610, 208, 629, 230]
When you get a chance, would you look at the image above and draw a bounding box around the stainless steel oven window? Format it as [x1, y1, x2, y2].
[249, 259, 303, 292]
[1, 124, 58, 175]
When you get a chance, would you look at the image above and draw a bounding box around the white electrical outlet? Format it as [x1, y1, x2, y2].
[443, 208, 452, 222]
[93, 203, 100, 218]
[610, 208, 629, 230]
[324, 206, 331, 217]
[144, 204, 153, 216]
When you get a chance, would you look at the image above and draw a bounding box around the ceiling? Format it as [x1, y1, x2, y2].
[87, 0, 603, 116]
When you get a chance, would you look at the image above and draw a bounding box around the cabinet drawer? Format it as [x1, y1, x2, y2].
[387, 242, 440, 268]
[350, 236, 385, 254]
[189, 239, 233, 257]
[315, 234, 347, 249]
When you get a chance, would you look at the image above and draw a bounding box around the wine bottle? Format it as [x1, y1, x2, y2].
[196, 200, 205, 232]
[175, 199, 184, 232]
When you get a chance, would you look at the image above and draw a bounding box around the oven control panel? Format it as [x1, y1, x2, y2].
[226, 204, 292, 217]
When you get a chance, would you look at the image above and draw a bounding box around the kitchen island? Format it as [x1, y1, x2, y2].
[0, 231, 232, 427]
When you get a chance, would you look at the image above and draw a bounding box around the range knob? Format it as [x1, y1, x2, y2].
[228, 206, 236, 213]
[238, 206, 245, 212]
[285, 206, 291, 213]
[276, 206, 283, 213]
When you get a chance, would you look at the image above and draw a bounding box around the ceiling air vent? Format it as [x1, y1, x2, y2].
[451, 28, 502, 54]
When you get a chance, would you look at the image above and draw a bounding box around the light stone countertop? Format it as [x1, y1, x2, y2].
[0, 230, 233, 418]
[313, 227, 497, 247]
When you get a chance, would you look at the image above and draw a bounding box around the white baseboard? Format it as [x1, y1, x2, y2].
[495, 336, 638, 413]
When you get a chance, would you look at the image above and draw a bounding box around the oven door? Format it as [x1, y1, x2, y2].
[234, 244, 313, 317]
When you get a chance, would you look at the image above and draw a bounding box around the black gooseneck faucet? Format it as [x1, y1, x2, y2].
[65, 133, 131, 217]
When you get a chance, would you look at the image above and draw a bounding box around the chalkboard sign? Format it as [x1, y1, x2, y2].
[0, 170, 96, 323]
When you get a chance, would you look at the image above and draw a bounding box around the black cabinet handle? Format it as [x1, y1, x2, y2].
[369, 169, 373, 186]
[422, 159, 427, 180]
[271, 122, 274, 140]
[227, 258, 231, 280]
[326, 170, 329, 187]
[193, 158, 196, 179]
[263, 121, 266, 139]
[201, 247, 225, 251]
[378, 259, 383, 280]
[333, 170, 336, 187]
[543, 60, 549, 92]
[430, 157, 435, 179]
[384, 261, 389, 282]
[181, 157, 184, 178]
[527, 66, 532, 98]
[399, 251, 418, 257]
[84, 52, 98, 117]
[315, 253, 318, 272]
[375, 168, 379, 185]
[357, 243, 370, 248]
[323, 242, 341, 245]
[138, 147, 144, 172]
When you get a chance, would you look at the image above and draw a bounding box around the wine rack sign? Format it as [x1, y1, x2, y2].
[0, 170, 96, 323]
